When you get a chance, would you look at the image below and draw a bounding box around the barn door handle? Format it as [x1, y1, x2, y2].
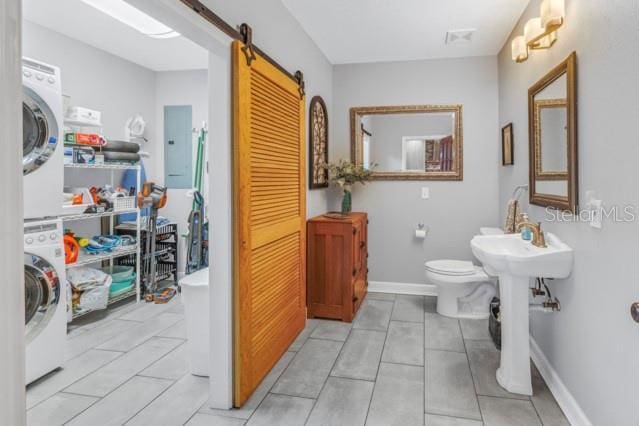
[360, 241, 365, 249]
[352, 268, 356, 276]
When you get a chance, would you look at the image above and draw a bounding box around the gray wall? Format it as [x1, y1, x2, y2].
[22, 22, 213, 277]
[332, 57, 500, 284]
[155, 69, 209, 276]
[203, 0, 334, 218]
[22, 21, 159, 244]
[498, 1, 639, 424]
[22, 21, 158, 180]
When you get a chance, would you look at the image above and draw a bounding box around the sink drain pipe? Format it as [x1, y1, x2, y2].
[529, 277, 561, 312]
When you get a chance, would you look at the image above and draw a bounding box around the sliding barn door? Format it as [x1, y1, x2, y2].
[232, 41, 306, 406]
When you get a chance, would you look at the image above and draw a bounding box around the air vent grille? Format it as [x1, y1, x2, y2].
[446, 29, 476, 44]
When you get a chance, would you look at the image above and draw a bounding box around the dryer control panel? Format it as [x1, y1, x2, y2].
[24, 221, 61, 248]
[23, 57, 61, 92]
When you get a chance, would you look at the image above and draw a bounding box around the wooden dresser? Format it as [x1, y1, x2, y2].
[307, 212, 368, 322]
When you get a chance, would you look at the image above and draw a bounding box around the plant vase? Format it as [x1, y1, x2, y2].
[341, 186, 352, 214]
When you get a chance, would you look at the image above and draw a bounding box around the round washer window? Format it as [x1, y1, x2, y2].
[24, 253, 60, 344]
[22, 86, 59, 176]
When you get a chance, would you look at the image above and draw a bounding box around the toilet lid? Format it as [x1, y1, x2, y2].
[425, 260, 476, 276]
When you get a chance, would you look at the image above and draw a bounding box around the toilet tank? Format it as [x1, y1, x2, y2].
[479, 227, 505, 236]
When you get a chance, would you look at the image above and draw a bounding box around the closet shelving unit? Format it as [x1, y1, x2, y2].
[116, 222, 179, 289]
[63, 118, 143, 320]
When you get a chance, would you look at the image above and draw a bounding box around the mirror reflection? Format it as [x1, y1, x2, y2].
[352, 105, 462, 180]
[528, 52, 577, 212]
[533, 71, 568, 197]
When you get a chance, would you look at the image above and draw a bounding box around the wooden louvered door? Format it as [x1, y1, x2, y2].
[232, 41, 306, 407]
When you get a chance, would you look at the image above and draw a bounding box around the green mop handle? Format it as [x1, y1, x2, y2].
[192, 125, 207, 209]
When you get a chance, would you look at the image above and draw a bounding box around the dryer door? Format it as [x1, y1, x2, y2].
[24, 253, 61, 344]
[23, 86, 59, 176]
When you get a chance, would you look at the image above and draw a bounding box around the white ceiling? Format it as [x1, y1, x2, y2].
[23, 0, 208, 72]
[281, 0, 530, 64]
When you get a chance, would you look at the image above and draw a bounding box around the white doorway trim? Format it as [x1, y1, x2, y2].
[0, 0, 26, 424]
[114, 0, 235, 409]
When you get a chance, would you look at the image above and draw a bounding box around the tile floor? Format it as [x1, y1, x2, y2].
[26, 293, 570, 425]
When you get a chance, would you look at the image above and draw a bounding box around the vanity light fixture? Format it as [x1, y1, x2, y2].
[524, 18, 545, 46]
[512, 0, 564, 63]
[524, 18, 557, 50]
[511, 36, 529, 63]
[541, 0, 565, 33]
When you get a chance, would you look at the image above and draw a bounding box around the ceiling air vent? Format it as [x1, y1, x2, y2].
[445, 29, 476, 45]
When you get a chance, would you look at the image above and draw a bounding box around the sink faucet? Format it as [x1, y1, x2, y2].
[516, 221, 547, 248]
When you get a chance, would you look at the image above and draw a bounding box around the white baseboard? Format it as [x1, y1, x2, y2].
[530, 337, 591, 426]
[368, 281, 437, 296]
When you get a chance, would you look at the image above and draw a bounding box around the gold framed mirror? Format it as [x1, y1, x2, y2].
[350, 105, 463, 181]
[528, 52, 577, 212]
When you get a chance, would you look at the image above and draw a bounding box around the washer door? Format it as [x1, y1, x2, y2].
[24, 253, 61, 344]
[23, 86, 59, 176]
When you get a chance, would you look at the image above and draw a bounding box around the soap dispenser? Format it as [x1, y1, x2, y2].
[518, 213, 532, 241]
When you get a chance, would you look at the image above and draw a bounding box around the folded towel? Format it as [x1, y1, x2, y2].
[503, 199, 521, 233]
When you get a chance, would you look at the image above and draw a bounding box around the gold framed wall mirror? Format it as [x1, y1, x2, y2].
[350, 105, 463, 180]
[528, 52, 578, 213]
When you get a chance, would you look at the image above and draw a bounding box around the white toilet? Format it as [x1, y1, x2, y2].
[425, 227, 502, 319]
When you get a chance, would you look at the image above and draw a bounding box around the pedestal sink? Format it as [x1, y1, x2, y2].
[471, 233, 573, 395]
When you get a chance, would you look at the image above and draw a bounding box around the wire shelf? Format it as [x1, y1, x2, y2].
[66, 246, 139, 269]
[71, 288, 137, 320]
[61, 209, 138, 222]
[64, 163, 140, 170]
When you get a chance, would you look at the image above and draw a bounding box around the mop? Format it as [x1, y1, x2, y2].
[186, 191, 204, 275]
[185, 125, 208, 275]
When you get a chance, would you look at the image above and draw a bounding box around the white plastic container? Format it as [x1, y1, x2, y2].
[65, 106, 102, 126]
[180, 268, 210, 377]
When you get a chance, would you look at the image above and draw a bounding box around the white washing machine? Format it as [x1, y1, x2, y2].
[23, 57, 64, 220]
[24, 218, 66, 384]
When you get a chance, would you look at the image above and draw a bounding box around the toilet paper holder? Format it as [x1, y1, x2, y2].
[415, 223, 429, 238]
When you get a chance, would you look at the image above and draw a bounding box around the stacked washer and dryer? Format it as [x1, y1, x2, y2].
[22, 57, 66, 384]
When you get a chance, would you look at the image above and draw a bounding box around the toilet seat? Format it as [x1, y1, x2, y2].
[425, 260, 490, 284]
[425, 259, 476, 276]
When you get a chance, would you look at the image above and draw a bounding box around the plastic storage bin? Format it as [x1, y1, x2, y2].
[101, 266, 135, 298]
[113, 196, 136, 211]
[180, 268, 209, 377]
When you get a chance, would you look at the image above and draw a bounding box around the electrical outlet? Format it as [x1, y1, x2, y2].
[421, 187, 430, 199]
